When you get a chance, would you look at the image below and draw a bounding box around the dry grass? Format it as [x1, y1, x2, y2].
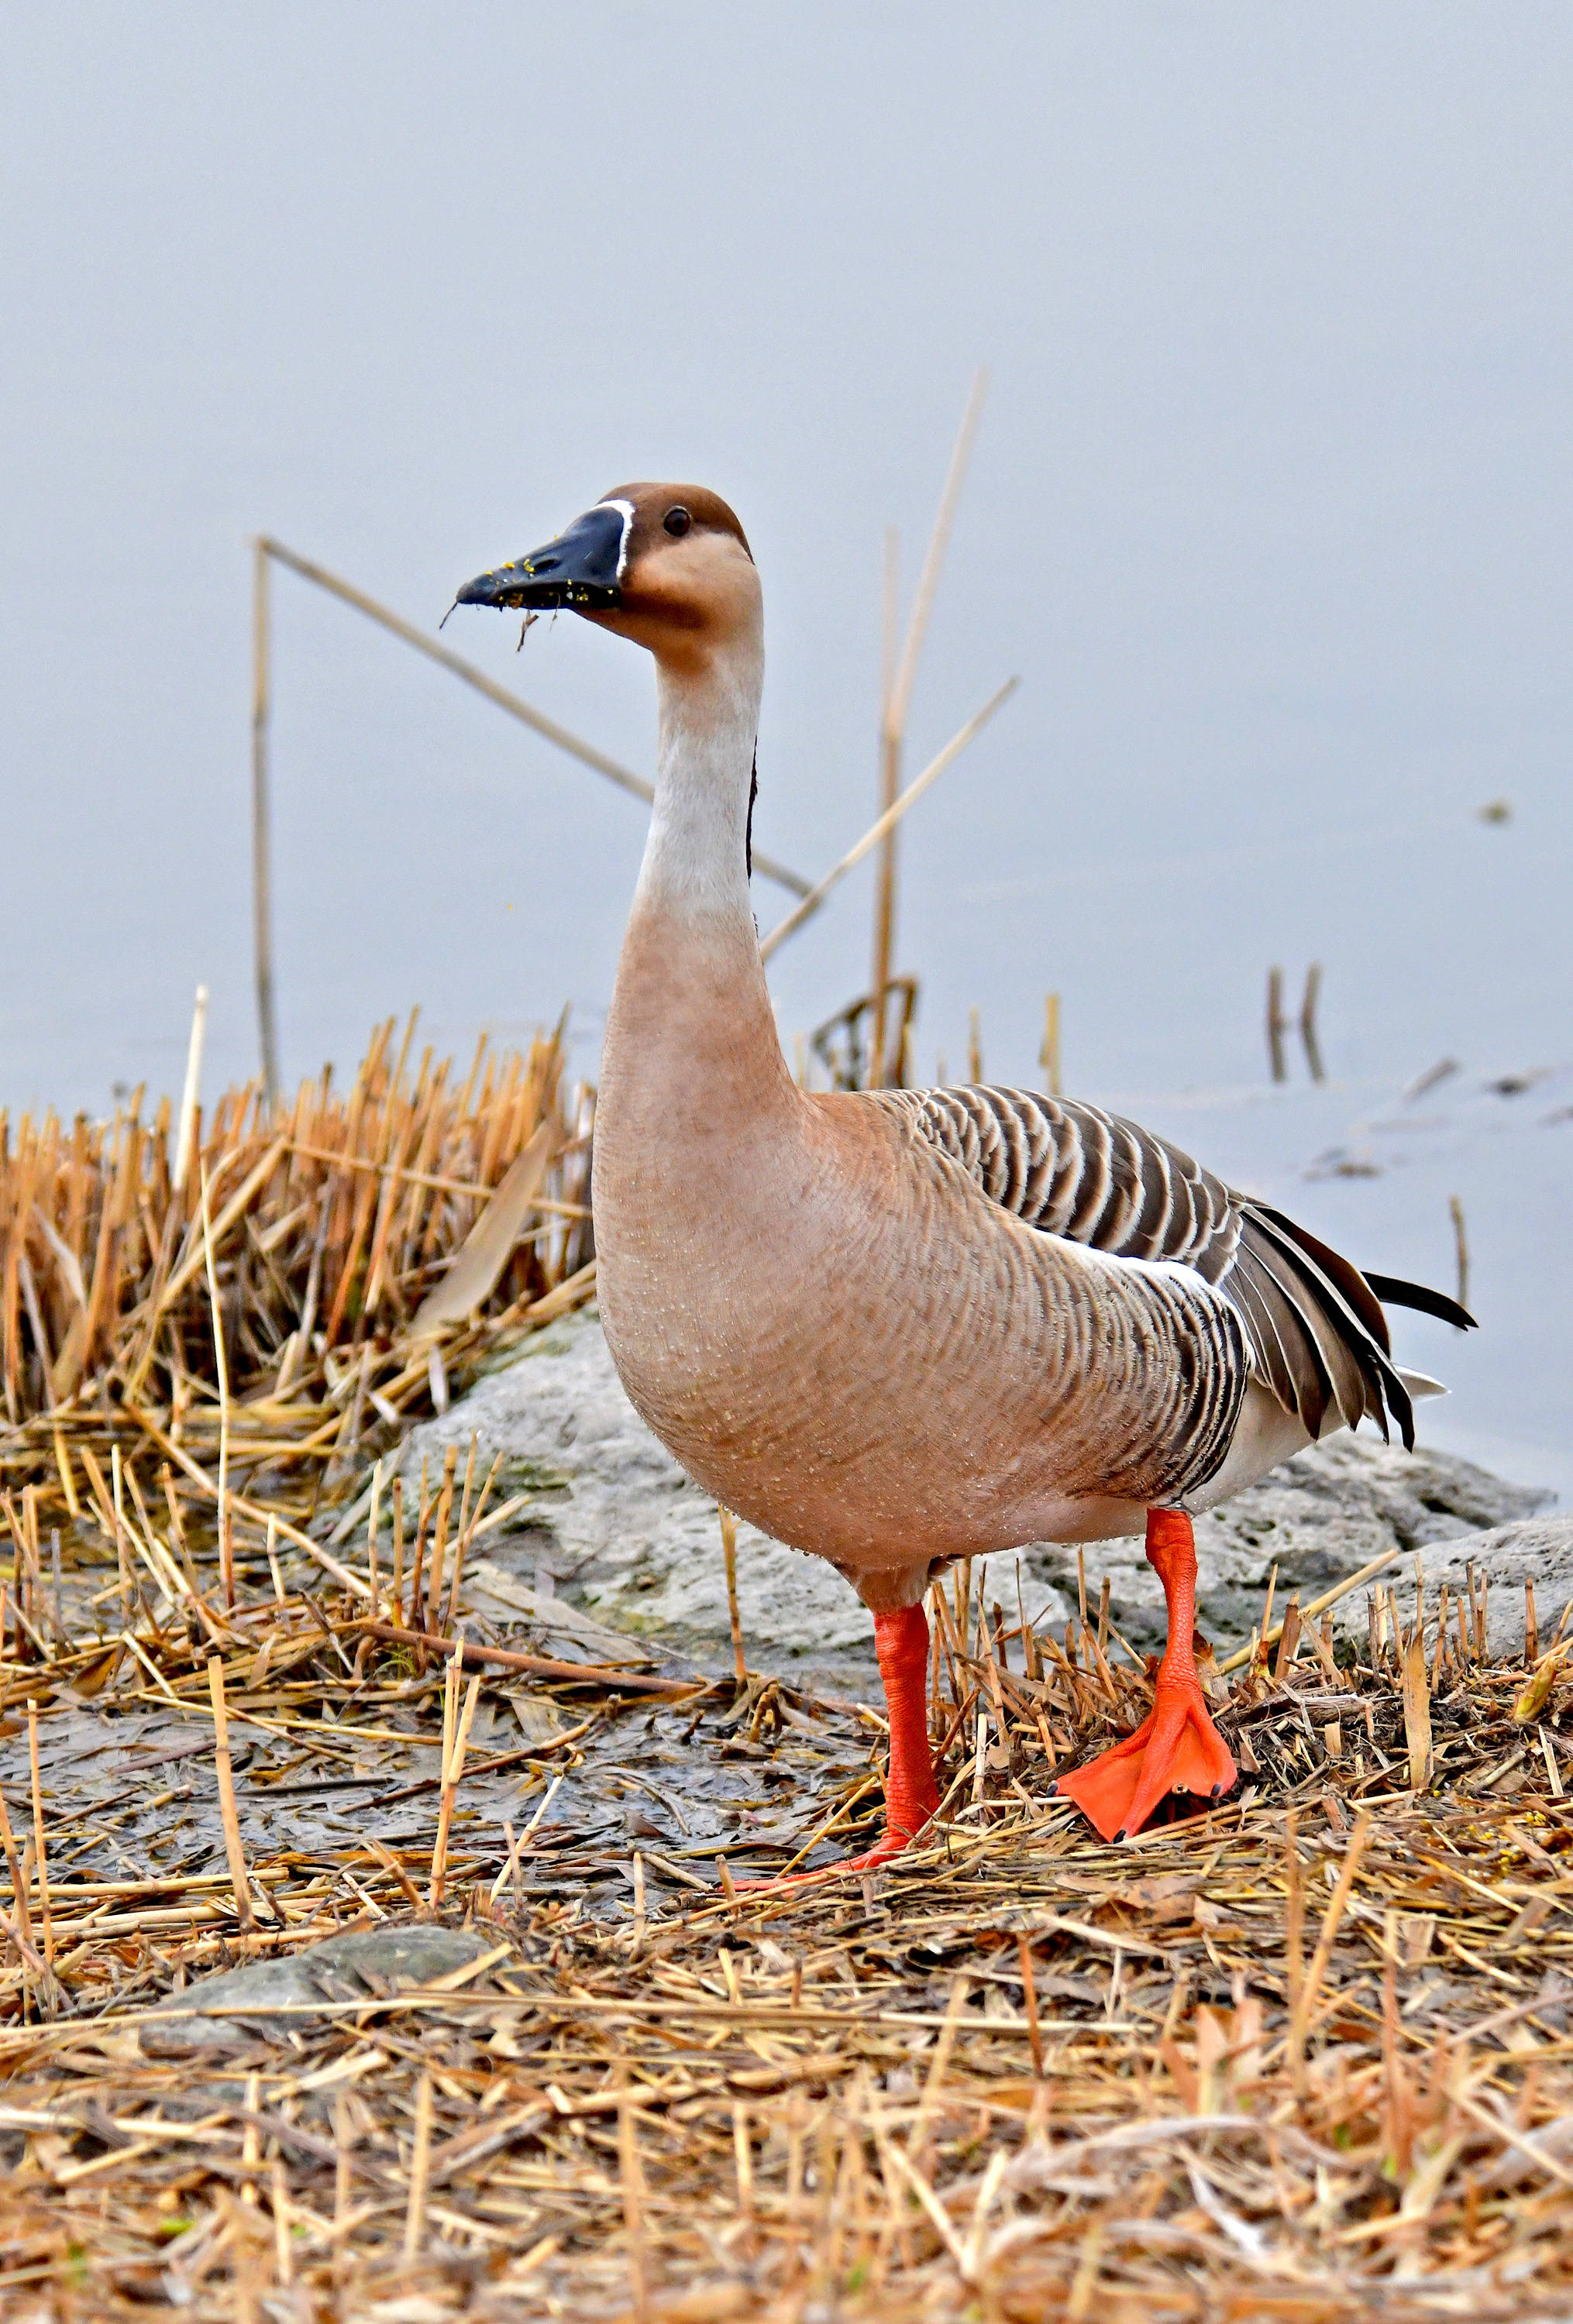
[0, 1007, 594, 1536]
[0, 1032, 1569, 2319]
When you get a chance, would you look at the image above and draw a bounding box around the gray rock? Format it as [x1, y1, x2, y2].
[399, 1310, 1552, 1682]
[145, 1923, 497, 2053]
[1387, 1517, 1573, 1662]
[401, 1312, 881, 1676]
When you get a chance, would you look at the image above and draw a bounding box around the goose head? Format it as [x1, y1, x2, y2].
[455, 483, 759, 673]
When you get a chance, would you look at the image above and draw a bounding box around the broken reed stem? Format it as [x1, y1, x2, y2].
[870, 524, 901, 1088]
[391, 1477, 404, 1627]
[0, 1789, 33, 1956]
[1403, 1616, 1434, 1791]
[111, 1444, 131, 1628]
[365, 1458, 382, 1618]
[425, 1446, 458, 1635]
[1017, 1934, 1045, 2075]
[25, 1700, 51, 1969]
[271, 2161, 292, 2284]
[1285, 1805, 1305, 2095]
[759, 681, 1019, 964]
[630, 1850, 645, 1951]
[403, 2071, 433, 2262]
[720, 1506, 747, 1685]
[1217, 1543, 1403, 1675]
[1041, 991, 1062, 1096]
[1266, 966, 1288, 1081]
[444, 1446, 499, 1633]
[198, 1161, 235, 1608]
[265, 1514, 284, 1606]
[208, 1658, 253, 1932]
[732, 2101, 754, 2220]
[429, 1651, 482, 1906]
[618, 2074, 649, 2323]
[1300, 1813, 1372, 2044]
[173, 984, 208, 1195]
[1450, 1192, 1469, 1314]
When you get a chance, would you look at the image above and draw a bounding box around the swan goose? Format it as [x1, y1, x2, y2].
[455, 484, 1472, 1854]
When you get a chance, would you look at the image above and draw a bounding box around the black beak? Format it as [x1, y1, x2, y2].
[454, 502, 628, 613]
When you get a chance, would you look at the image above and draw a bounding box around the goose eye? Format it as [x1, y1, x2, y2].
[663, 505, 692, 538]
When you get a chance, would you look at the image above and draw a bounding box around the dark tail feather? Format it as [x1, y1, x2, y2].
[1362, 1273, 1477, 1332]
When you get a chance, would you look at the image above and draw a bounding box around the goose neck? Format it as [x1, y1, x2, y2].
[634, 638, 762, 927]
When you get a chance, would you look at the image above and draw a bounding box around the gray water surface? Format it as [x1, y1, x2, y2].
[2, 7, 1568, 1483]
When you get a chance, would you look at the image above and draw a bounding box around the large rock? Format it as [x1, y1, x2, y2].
[401, 1311, 1552, 1680]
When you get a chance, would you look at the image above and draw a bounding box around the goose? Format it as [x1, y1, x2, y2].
[454, 484, 1473, 1855]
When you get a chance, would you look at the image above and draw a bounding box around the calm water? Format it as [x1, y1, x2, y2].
[2, 9, 1568, 1490]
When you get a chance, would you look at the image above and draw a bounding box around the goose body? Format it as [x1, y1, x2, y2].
[457, 482, 1471, 1849]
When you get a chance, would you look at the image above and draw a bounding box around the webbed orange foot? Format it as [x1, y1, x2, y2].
[1056, 1507, 1237, 1841]
[1057, 1672, 1235, 1841]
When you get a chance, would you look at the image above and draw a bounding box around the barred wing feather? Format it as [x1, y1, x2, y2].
[874, 1086, 1463, 1452]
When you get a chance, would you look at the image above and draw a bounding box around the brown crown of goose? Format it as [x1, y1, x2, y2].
[601, 483, 752, 566]
[588, 483, 757, 655]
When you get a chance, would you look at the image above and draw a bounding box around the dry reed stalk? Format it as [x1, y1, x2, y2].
[110, 1442, 132, 1628]
[425, 1446, 459, 1635]
[1301, 1812, 1372, 2028]
[1217, 1542, 1403, 1675]
[1284, 1804, 1306, 2095]
[25, 1700, 50, 1971]
[173, 986, 208, 1195]
[866, 376, 988, 1083]
[1040, 991, 1062, 1096]
[208, 1656, 254, 1933]
[617, 2071, 649, 2322]
[430, 1656, 482, 1907]
[390, 1474, 404, 1624]
[364, 1456, 383, 1617]
[719, 1506, 747, 1684]
[258, 535, 810, 897]
[442, 1448, 498, 1634]
[1403, 1616, 1434, 1789]
[0, 1788, 32, 1961]
[1017, 1934, 1045, 2075]
[403, 2071, 433, 2262]
[759, 680, 1019, 966]
[1450, 1191, 1469, 1313]
[198, 1160, 234, 1608]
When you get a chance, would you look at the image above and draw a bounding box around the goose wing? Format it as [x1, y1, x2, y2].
[873, 1086, 1461, 1452]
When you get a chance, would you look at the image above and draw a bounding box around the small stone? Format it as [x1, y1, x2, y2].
[141, 1923, 501, 2054]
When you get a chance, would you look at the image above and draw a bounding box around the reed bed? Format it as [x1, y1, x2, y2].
[0, 1011, 595, 1567]
[0, 1034, 1569, 2317]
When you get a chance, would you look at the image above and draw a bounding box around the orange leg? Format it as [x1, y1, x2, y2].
[1057, 1510, 1235, 1841]
[741, 1601, 938, 1890]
